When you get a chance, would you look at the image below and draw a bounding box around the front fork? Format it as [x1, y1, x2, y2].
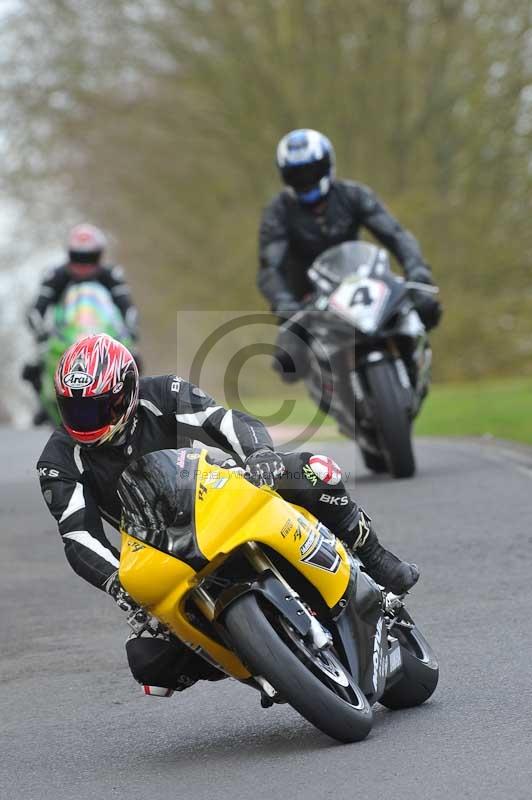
[191, 542, 333, 653]
[189, 543, 335, 702]
[413, 337, 432, 410]
[243, 543, 333, 650]
[342, 341, 413, 444]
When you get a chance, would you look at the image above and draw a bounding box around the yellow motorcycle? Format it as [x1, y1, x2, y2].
[118, 448, 438, 743]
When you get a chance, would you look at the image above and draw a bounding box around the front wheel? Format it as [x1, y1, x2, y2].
[364, 360, 415, 478]
[360, 447, 387, 474]
[224, 593, 373, 743]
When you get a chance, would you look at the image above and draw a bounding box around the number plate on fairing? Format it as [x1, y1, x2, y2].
[328, 277, 390, 334]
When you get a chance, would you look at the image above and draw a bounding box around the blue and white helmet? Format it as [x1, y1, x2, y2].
[276, 129, 335, 204]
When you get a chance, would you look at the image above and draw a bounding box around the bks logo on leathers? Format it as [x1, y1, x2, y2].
[319, 493, 348, 506]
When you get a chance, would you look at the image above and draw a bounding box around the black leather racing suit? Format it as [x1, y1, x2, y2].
[258, 179, 434, 310]
[37, 375, 362, 690]
[27, 262, 138, 341]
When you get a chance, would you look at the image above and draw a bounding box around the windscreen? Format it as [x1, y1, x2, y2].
[55, 282, 126, 337]
[309, 242, 389, 286]
[119, 449, 194, 534]
[118, 448, 208, 569]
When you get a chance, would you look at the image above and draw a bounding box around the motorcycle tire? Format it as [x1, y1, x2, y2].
[224, 593, 373, 743]
[364, 360, 415, 478]
[379, 614, 439, 710]
[360, 448, 387, 473]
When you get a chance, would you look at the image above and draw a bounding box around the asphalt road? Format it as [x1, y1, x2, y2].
[2, 428, 531, 800]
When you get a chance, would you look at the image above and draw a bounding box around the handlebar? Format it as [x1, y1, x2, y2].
[278, 279, 440, 330]
[404, 282, 440, 295]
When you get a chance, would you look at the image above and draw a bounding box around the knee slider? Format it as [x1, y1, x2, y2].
[304, 455, 342, 486]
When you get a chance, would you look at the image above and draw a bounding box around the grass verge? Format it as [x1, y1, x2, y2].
[414, 377, 532, 444]
[237, 378, 532, 445]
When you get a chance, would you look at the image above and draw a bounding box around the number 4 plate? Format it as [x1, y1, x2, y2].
[328, 277, 390, 333]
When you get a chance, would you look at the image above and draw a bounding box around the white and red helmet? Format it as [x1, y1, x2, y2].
[67, 223, 107, 277]
[55, 334, 139, 445]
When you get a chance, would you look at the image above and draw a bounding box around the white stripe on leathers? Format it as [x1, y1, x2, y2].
[73, 445, 84, 474]
[140, 399, 163, 416]
[175, 406, 246, 460]
[219, 410, 246, 461]
[59, 482, 85, 523]
[175, 406, 246, 461]
[62, 531, 119, 567]
[175, 406, 223, 427]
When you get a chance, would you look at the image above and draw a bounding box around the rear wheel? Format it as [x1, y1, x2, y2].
[224, 593, 373, 743]
[365, 360, 415, 478]
[380, 613, 439, 709]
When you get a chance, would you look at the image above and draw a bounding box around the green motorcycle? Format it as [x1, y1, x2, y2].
[40, 282, 134, 425]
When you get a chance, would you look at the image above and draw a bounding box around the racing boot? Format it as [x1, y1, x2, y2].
[353, 512, 419, 594]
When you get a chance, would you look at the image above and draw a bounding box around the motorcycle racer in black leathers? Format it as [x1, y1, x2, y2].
[37, 334, 419, 695]
[258, 129, 442, 381]
[23, 224, 139, 423]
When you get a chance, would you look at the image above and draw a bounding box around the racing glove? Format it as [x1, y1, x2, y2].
[406, 264, 442, 330]
[406, 264, 434, 286]
[416, 294, 443, 330]
[245, 448, 285, 488]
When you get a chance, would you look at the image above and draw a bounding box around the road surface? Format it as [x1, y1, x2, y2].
[1, 429, 531, 799]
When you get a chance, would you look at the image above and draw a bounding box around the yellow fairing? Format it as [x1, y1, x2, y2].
[194, 458, 351, 608]
[119, 450, 351, 680]
[119, 534, 251, 679]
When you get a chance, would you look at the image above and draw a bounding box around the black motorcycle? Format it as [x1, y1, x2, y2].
[285, 242, 437, 478]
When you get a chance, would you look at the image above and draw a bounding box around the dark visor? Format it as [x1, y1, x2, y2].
[281, 156, 330, 190]
[57, 389, 127, 432]
[68, 250, 101, 264]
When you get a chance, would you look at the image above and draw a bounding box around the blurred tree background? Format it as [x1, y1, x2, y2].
[1, 0, 531, 393]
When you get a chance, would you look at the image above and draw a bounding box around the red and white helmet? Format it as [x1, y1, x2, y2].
[55, 334, 139, 446]
[67, 224, 107, 276]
